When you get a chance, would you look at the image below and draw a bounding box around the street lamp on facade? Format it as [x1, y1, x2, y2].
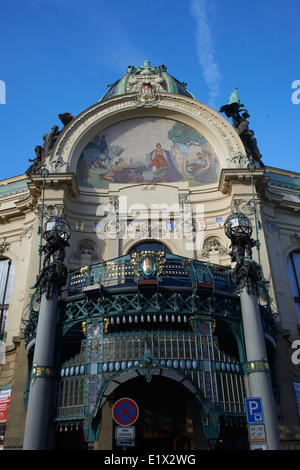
[224, 212, 280, 450]
[224, 212, 256, 264]
[23, 216, 70, 450]
[224, 213, 263, 294]
[42, 216, 70, 262]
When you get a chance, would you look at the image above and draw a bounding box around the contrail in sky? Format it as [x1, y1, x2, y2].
[190, 0, 221, 108]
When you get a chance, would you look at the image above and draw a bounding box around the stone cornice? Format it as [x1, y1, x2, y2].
[29, 173, 79, 198]
[219, 167, 300, 213]
[0, 174, 79, 224]
[0, 180, 37, 224]
[255, 168, 300, 213]
[218, 168, 266, 194]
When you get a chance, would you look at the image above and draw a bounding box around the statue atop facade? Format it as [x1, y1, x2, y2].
[219, 88, 263, 165]
[235, 110, 262, 163]
[25, 145, 44, 176]
[25, 124, 60, 176]
[42, 125, 59, 157]
[58, 112, 74, 127]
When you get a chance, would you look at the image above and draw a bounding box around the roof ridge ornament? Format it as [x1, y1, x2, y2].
[100, 61, 194, 102]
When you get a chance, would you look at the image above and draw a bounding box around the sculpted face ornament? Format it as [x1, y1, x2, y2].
[128, 62, 164, 107]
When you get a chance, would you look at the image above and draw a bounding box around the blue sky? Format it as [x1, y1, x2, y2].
[0, 0, 299, 180]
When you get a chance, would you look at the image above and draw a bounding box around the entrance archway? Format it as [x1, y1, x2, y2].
[97, 374, 209, 451]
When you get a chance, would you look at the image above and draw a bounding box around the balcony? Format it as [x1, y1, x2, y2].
[21, 252, 278, 351]
[68, 251, 235, 297]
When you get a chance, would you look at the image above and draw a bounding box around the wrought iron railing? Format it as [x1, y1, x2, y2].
[68, 252, 234, 295]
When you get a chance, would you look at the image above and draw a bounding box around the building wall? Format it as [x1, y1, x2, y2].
[1, 88, 300, 449]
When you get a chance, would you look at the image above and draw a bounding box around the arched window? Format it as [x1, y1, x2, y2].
[0, 258, 15, 337]
[286, 252, 300, 322]
[129, 241, 171, 254]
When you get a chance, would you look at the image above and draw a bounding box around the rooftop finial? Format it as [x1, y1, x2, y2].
[229, 87, 240, 105]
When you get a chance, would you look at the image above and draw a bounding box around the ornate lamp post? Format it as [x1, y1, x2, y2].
[23, 217, 70, 450]
[224, 213, 280, 450]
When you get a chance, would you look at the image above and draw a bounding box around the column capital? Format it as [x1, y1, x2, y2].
[34, 261, 68, 299]
[231, 258, 265, 294]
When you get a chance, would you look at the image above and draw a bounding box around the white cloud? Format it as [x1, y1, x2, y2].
[190, 0, 221, 108]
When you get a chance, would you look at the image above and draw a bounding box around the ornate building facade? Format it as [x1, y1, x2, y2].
[0, 60, 300, 450]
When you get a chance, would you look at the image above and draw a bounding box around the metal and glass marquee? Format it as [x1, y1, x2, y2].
[22, 251, 277, 446]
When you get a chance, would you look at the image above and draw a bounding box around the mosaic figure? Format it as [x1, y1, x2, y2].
[76, 118, 220, 188]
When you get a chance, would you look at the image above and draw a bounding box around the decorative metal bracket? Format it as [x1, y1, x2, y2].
[31, 362, 53, 384]
[33, 261, 68, 300]
[243, 357, 270, 375]
[231, 258, 266, 295]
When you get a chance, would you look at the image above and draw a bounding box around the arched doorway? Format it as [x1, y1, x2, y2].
[99, 375, 209, 451]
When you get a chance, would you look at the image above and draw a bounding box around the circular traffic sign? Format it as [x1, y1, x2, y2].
[112, 398, 139, 426]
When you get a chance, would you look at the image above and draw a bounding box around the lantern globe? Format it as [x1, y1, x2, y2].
[224, 212, 252, 240]
[43, 216, 71, 243]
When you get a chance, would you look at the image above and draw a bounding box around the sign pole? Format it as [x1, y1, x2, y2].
[240, 285, 281, 450]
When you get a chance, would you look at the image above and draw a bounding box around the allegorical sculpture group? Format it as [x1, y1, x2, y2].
[219, 88, 263, 166]
[25, 112, 74, 177]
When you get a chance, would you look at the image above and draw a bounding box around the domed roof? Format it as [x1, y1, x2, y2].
[100, 60, 196, 102]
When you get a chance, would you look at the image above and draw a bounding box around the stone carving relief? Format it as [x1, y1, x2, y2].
[0, 238, 10, 254]
[200, 237, 227, 258]
[127, 65, 167, 94]
[291, 233, 300, 247]
[228, 151, 249, 169]
[179, 194, 190, 212]
[37, 204, 65, 220]
[50, 156, 67, 173]
[108, 196, 119, 214]
[71, 239, 101, 263]
[126, 64, 166, 107]
[232, 199, 254, 215]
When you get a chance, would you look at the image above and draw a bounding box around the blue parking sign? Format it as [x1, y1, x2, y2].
[245, 398, 264, 424]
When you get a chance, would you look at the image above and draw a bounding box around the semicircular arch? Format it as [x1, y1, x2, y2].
[51, 94, 246, 186]
[94, 366, 208, 418]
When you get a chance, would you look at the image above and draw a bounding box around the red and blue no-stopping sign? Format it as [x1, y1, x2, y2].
[112, 398, 139, 426]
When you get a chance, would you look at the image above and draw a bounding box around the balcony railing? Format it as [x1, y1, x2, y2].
[68, 252, 235, 295]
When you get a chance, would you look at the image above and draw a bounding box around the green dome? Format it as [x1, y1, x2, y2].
[100, 60, 195, 102]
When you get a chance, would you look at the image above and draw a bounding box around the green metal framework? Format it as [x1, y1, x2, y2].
[21, 251, 278, 445]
